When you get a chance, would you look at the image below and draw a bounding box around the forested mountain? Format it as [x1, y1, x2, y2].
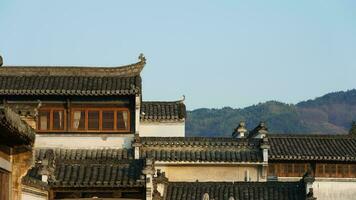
[186, 90, 356, 137]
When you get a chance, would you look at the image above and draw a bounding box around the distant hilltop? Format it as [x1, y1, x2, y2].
[186, 89, 356, 137]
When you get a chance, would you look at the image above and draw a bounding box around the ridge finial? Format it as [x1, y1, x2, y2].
[180, 95, 186, 102]
[138, 53, 146, 63]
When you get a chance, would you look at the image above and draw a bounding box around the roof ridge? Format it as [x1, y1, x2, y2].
[269, 134, 354, 139]
[0, 54, 146, 77]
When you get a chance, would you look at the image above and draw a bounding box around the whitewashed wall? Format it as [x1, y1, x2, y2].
[313, 179, 356, 200]
[35, 134, 134, 149]
[155, 164, 263, 182]
[22, 190, 47, 200]
[139, 122, 185, 137]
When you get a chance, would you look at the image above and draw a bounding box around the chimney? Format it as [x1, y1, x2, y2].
[232, 121, 247, 138]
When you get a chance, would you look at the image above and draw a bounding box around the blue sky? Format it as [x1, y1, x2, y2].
[0, 1, 355, 109]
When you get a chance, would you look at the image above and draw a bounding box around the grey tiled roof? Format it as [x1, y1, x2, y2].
[52, 161, 144, 187]
[0, 56, 145, 96]
[25, 148, 145, 188]
[0, 105, 35, 146]
[36, 148, 134, 161]
[141, 101, 186, 121]
[269, 134, 356, 162]
[164, 181, 306, 200]
[139, 137, 263, 163]
[0, 75, 141, 96]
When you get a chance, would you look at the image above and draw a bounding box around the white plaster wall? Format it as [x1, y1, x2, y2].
[140, 122, 185, 137]
[155, 165, 260, 182]
[313, 179, 356, 200]
[22, 192, 47, 200]
[35, 134, 134, 149]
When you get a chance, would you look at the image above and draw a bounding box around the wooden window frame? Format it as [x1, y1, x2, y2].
[316, 163, 356, 178]
[70, 107, 130, 133]
[37, 108, 67, 132]
[268, 163, 309, 177]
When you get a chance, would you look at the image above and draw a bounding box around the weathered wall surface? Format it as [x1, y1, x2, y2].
[313, 179, 356, 200]
[12, 150, 33, 200]
[155, 165, 262, 182]
[22, 186, 48, 200]
[140, 122, 185, 137]
[35, 134, 134, 149]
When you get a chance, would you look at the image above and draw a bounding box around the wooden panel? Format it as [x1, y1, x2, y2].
[0, 169, 10, 200]
[316, 164, 356, 178]
[88, 110, 100, 130]
[268, 163, 309, 177]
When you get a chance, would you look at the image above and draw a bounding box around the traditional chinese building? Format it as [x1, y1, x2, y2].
[0, 54, 354, 200]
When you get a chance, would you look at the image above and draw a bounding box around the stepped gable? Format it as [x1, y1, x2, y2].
[141, 100, 186, 122]
[165, 181, 306, 200]
[23, 148, 145, 188]
[0, 54, 145, 96]
[0, 105, 35, 146]
[139, 137, 263, 163]
[269, 134, 356, 162]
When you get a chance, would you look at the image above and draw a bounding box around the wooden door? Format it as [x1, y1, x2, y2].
[0, 169, 10, 200]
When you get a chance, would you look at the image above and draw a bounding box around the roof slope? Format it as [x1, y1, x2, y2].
[138, 137, 263, 163]
[141, 100, 186, 122]
[269, 135, 356, 162]
[0, 54, 145, 96]
[24, 148, 145, 188]
[0, 105, 35, 146]
[164, 181, 306, 200]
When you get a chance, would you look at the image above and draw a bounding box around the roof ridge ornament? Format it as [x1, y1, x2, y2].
[179, 95, 186, 103]
[0, 55, 3, 67]
[138, 53, 146, 64]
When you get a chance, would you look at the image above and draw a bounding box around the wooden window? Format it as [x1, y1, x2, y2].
[117, 110, 128, 130]
[38, 111, 50, 130]
[70, 108, 130, 132]
[351, 165, 356, 178]
[316, 164, 324, 176]
[325, 164, 336, 177]
[102, 111, 114, 130]
[268, 164, 277, 176]
[88, 111, 100, 130]
[316, 164, 356, 178]
[72, 111, 85, 130]
[294, 163, 307, 176]
[338, 164, 349, 178]
[37, 109, 66, 132]
[269, 163, 310, 177]
[53, 110, 64, 130]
